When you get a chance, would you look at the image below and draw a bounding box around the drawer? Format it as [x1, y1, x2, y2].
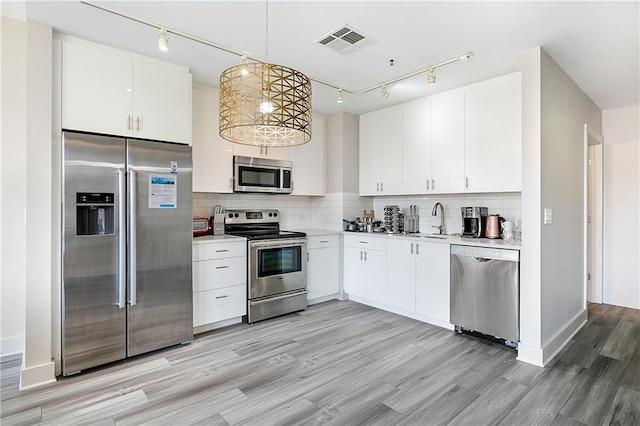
[193, 256, 246, 292]
[193, 240, 246, 261]
[343, 234, 386, 251]
[193, 285, 246, 327]
[307, 234, 340, 250]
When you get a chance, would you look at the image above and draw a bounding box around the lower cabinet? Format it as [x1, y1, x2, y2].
[192, 238, 247, 328]
[344, 234, 452, 330]
[306, 234, 340, 302]
[343, 234, 387, 305]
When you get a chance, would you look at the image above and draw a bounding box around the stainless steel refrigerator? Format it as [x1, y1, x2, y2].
[62, 131, 193, 375]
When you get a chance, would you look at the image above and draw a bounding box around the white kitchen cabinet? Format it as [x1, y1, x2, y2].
[359, 106, 403, 195]
[192, 86, 234, 193]
[430, 88, 465, 193]
[386, 238, 417, 312]
[402, 97, 432, 194]
[290, 114, 326, 196]
[343, 234, 387, 304]
[233, 144, 290, 161]
[415, 241, 451, 327]
[306, 234, 340, 301]
[464, 72, 522, 193]
[192, 238, 247, 328]
[61, 38, 191, 144]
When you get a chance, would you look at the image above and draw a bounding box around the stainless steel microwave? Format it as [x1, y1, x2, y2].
[233, 155, 293, 194]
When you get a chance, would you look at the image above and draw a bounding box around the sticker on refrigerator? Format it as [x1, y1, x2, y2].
[170, 161, 178, 174]
[149, 174, 177, 208]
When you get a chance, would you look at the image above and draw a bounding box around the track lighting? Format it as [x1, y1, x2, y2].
[427, 68, 436, 85]
[381, 84, 389, 99]
[336, 88, 344, 104]
[158, 28, 169, 52]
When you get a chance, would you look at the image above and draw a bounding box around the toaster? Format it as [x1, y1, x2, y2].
[192, 217, 211, 236]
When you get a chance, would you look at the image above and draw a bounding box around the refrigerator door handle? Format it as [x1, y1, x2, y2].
[128, 169, 137, 306]
[117, 169, 126, 309]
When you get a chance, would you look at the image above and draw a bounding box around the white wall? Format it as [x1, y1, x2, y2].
[519, 47, 602, 366]
[602, 105, 640, 308]
[1, 14, 28, 358]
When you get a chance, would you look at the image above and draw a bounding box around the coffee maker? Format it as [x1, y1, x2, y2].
[461, 206, 488, 238]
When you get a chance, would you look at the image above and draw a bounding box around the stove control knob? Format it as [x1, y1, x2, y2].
[228, 213, 233, 219]
[274, 212, 278, 217]
[268, 212, 273, 217]
[234, 213, 240, 218]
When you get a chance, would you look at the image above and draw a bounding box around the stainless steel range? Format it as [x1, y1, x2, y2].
[225, 209, 307, 323]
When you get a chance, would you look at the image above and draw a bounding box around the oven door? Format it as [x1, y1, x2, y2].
[249, 238, 307, 299]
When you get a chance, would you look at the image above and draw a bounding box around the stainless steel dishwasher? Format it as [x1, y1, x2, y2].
[450, 245, 520, 348]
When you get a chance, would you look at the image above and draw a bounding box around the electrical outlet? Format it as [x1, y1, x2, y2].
[544, 208, 553, 224]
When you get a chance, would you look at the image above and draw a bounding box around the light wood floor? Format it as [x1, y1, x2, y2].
[1, 300, 639, 425]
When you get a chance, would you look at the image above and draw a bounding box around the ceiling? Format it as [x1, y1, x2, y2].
[26, 1, 639, 116]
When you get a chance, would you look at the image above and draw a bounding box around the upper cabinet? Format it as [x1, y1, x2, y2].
[192, 85, 234, 193]
[61, 38, 191, 145]
[291, 115, 326, 196]
[358, 72, 522, 196]
[359, 105, 403, 195]
[464, 72, 522, 193]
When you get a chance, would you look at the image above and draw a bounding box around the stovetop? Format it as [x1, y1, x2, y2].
[223, 209, 306, 240]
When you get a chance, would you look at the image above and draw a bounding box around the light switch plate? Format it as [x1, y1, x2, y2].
[544, 208, 553, 224]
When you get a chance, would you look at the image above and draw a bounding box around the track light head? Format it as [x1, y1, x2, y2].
[427, 69, 436, 85]
[240, 55, 249, 76]
[158, 28, 169, 52]
[336, 88, 344, 104]
[381, 84, 389, 99]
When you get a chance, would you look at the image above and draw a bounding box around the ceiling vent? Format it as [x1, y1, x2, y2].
[314, 24, 376, 55]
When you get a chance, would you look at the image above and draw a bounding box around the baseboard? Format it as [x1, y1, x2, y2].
[19, 359, 56, 390]
[308, 294, 341, 306]
[1, 335, 24, 358]
[542, 308, 588, 366]
[516, 342, 544, 366]
[604, 293, 640, 309]
[194, 317, 243, 335]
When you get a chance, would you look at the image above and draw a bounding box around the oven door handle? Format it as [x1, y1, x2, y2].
[250, 239, 307, 249]
[250, 290, 308, 305]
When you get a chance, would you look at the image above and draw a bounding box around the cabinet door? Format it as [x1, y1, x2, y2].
[62, 41, 132, 136]
[379, 105, 403, 194]
[307, 246, 340, 300]
[386, 239, 416, 312]
[431, 89, 465, 193]
[402, 97, 432, 194]
[415, 242, 450, 325]
[464, 72, 522, 193]
[291, 114, 325, 196]
[344, 246, 364, 297]
[359, 110, 381, 195]
[363, 249, 387, 304]
[192, 86, 234, 193]
[133, 60, 191, 144]
[233, 144, 290, 160]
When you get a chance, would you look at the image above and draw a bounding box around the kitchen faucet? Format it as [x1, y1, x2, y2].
[432, 202, 445, 234]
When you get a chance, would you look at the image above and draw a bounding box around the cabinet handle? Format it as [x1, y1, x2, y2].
[320, 240, 329, 243]
[215, 249, 228, 253]
[431, 179, 435, 190]
[416, 243, 420, 255]
[411, 243, 414, 254]
[376, 182, 380, 192]
[306, 252, 310, 262]
[215, 295, 229, 299]
[228, 178, 233, 190]
[215, 265, 229, 269]
[426, 179, 430, 190]
[465, 177, 469, 189]
[360, 250, 363, 261]
[364, 251, 368, 261]
[381, 182, 384, 192]
[358, 241, 368, 244]
[136, 116, 140, 132]
[127, 115, 132, 131]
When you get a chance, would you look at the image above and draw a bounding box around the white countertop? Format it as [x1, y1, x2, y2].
[291, 228, 343, 237]
[343, 230, 521, 250]
[192, 234, 247, 244]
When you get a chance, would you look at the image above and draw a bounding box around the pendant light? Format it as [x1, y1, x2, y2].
[218, 1, 311, 147]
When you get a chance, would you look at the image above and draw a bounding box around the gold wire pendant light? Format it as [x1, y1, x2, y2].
[219, 61, 312, 146]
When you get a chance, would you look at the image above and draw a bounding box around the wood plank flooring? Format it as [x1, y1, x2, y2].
[1, 301, 639, 425]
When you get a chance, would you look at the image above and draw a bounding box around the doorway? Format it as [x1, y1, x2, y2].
[585, 125, 604, 304]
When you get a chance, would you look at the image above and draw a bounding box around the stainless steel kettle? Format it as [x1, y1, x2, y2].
[485, 215, 505, 239]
